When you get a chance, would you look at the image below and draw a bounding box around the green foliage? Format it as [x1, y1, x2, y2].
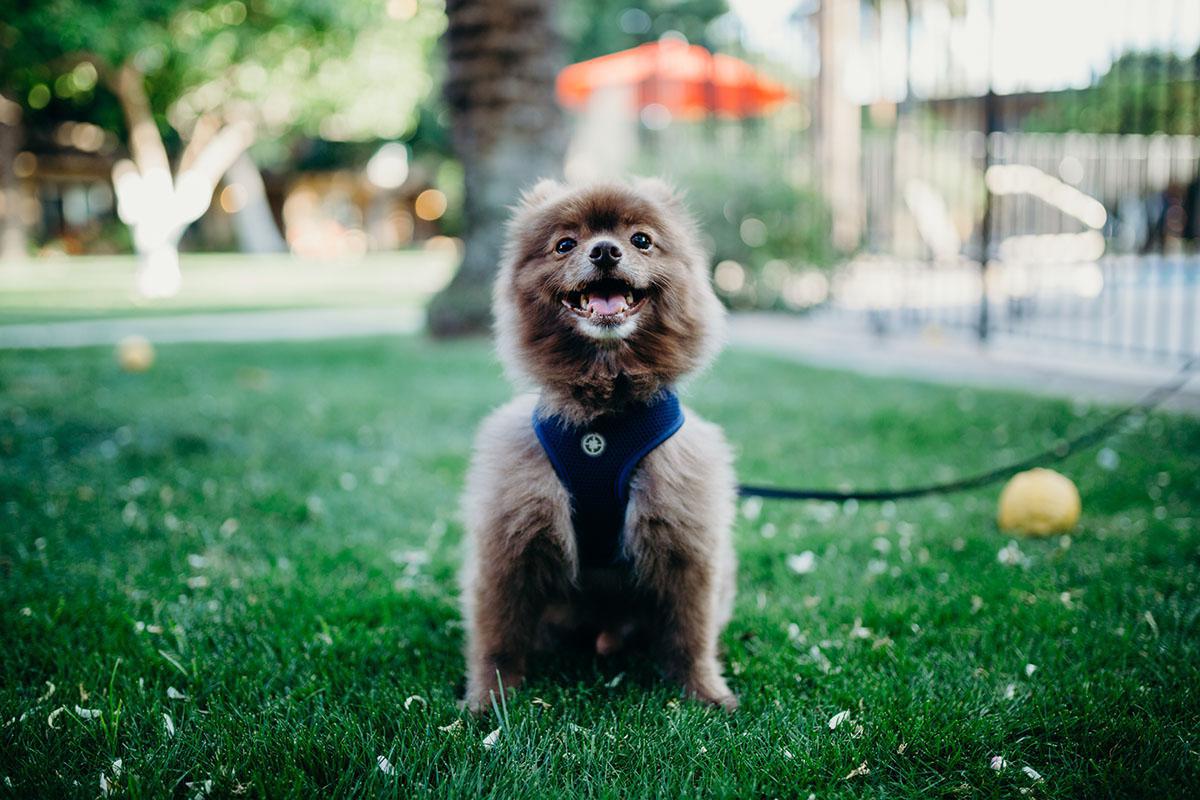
[1, 334, 1198, 796]
[1022, 49, 1200, 135]
[562, 0, 729, 63]
[653, 145, 837, 308]
[1, 0, 445, 162]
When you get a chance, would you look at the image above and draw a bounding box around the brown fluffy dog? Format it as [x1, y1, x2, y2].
[459, 178, 737, 712]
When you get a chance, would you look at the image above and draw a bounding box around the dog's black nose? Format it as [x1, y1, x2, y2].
[588, 240, 622, 267]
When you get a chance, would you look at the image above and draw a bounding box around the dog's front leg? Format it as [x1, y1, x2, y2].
[464, 524, 569, 714]
[639, 534, 738, 711]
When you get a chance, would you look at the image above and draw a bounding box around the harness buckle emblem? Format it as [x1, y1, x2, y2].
[580, 432, 606, 457]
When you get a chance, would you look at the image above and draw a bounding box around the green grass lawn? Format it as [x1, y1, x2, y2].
[1, 337, 1198, 798]
[0, 252, 454, 325]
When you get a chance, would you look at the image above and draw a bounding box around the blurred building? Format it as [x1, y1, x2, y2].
[5, 130, 455, 259]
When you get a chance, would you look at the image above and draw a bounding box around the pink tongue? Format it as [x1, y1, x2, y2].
[586, 293, 627, 316]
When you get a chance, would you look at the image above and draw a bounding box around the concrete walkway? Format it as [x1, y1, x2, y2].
[0, 306, 422, 349]
[728, 312, 1200, 413]
[1, 306, 1195, 412]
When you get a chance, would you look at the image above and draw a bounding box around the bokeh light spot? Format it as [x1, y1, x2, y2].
[13, 152, 37, 178]
[388, 0, 418, 20]
[71, 62, 99, 92]
[220, 1, 247, 25]
[366, 143, 410, 189]
[220, 183, 248, 214]
[740, 217, 768, 247]
[619, 8, 652, 34]
[414, 189, 448, 221]
[640, 103, 672, 130]
[28, 84, 50, 109]
[714, 260, 745, 293]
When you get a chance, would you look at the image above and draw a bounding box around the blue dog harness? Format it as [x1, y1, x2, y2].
[532, 390, 685, 569]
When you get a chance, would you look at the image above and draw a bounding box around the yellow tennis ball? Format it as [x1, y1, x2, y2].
[997, 468, 1081, 536]
[116, 335, 155, 373]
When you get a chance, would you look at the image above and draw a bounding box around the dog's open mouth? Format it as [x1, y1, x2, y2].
[561, 278, 648, 326]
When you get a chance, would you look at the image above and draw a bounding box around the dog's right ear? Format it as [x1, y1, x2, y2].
[632, 176, 686, 212]
[518, 178, 564, 210]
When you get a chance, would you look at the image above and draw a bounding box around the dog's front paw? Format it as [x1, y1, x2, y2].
[709, 691, 740, 712]
[690, 688, 739, 712]
[465, 683, 516, 715]
[686, 675, 739, 712]
[464, 667, 523, 715]
[463, 688, 495, 716]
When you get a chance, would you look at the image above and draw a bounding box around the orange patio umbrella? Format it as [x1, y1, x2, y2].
[557, 40, 791, 121]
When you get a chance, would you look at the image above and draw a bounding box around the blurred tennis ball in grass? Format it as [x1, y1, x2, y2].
[997, 468, 1081, 536]
[116, 335, 155, 372]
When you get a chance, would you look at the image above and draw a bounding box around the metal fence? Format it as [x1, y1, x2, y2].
[594, 1, 1200, 364]
[644, 118, 1200, 363]
[824, 0, 1200, 365]
[847, 129, 1200, 361]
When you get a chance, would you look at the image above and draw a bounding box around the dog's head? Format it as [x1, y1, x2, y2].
[494, 178, 724, 418]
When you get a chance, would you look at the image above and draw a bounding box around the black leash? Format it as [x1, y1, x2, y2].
[737, 357, 1198, 503]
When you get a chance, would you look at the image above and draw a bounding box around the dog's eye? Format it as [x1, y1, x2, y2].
[630, 232, 652, 250]
[554, 237, 577, 254]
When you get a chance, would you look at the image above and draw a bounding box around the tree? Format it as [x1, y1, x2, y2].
[561, 0, 727, 63]
[1021, 49, 1200, 135]
[426, 0, 568, 336]
[0, 0, 442, 289]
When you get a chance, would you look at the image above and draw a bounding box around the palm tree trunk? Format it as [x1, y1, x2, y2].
[427, 0, 567, 337]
